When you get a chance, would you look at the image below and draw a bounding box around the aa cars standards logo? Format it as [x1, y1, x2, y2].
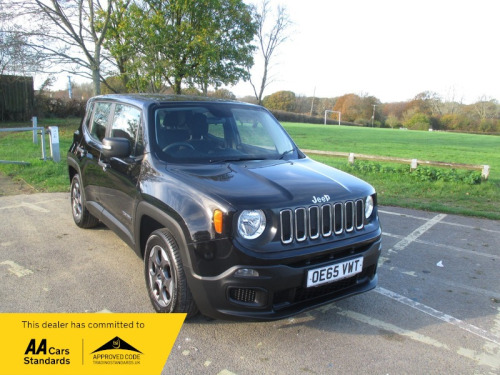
[91, 336, 142, 365]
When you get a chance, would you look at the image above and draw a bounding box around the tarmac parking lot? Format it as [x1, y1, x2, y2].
[1, 192, 499, 374]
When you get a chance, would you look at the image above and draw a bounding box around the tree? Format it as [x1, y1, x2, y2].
[262, 90, 296, 111]
[104, 0, 256, 95]
[249, 0, 291, 105]
[7, 0, 114, 95]
[407, 91, 442, 117]
[209, 88, 236, 100]
[333, 93, 381, 124]
[473, 96, 498, 120]
[0, 28, 43, 77]
[404, 112, 431, 130]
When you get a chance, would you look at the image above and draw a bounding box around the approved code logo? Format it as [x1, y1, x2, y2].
[91, 336, 142, 365]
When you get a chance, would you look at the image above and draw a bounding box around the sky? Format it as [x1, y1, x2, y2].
[229, 0, 500, 104]
[50, 0, 499, 104]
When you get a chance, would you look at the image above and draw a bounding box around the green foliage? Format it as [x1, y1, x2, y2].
[102, 0, 257, 94]
[263, 91, 296, 112]
[404, 112, 431, 130]
[341, 161, 482, 185]
[34, 97, 86, 118]
[209, 89, 236, 100]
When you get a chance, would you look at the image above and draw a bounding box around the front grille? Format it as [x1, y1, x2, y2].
[280, 200, 364, 244]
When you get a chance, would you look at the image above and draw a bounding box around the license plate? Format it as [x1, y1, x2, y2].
[306, 257, 363, 287]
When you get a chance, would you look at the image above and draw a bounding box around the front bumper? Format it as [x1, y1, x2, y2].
[185, 236, 382, 320]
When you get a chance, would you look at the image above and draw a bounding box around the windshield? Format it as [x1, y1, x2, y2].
[152, 103, 298, 163]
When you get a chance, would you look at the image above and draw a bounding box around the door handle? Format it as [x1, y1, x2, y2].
[98, 160, 110, 172]
[76, 146, 87, 158]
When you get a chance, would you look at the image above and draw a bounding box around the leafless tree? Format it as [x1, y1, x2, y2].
[6, 0, 114, 95]
[0, 2, 43, 77]
[249, 0, 291, 105]
[474, 96, 498, 120]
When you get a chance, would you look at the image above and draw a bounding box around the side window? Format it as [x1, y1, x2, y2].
[89, 102, 112, 142]
[110, 104, 142, 155]
[83, 102, 94, 130]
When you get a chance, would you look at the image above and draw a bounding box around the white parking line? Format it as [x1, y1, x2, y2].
[375, 287, 500, 346]
[328, 304, 500, 371]
[0, 260, 33, 277]
[388, 213, 446, 255]
[379, 209, 500, 235]
[383, 231, 496, 260]
[335, 307, 449, 349]
[0, 202, 50, 213]
[378, 262, 500, 300]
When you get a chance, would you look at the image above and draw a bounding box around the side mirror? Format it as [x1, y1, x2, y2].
[101, 137, 131, 159]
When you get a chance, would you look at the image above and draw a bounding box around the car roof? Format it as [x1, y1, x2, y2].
[90, 93, 258, 109]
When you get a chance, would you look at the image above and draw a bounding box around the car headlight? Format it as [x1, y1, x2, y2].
[237, 210, 266, 239]
[365, 195, 374, 219]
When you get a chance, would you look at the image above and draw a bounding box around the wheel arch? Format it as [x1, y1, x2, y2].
[67, 157, 80, 183]
[135, 200, 193, 269]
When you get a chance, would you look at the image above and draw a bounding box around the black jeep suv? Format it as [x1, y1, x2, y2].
[67, 94, 382, 320]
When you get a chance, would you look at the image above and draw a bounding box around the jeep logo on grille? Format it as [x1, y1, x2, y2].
[312, 194, 330, 204]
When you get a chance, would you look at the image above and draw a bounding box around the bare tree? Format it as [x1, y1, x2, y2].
[249, 0, 291, 105]
[474, 96, 497, 120]
[0, 1, 43, 77]
[7, 0, 114, 95]
[0, 29, 42, 77]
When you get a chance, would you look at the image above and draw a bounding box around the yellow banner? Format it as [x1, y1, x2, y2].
[0, 313, 185, 375]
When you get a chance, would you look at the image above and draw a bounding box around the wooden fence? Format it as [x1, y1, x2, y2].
[302, 149, 490, 180]
[0, 75, 34, 121]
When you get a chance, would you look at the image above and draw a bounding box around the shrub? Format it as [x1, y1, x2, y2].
[341, 161, 482, 185]
[35, 96, 86, 118]
[404, 112, 431, 130]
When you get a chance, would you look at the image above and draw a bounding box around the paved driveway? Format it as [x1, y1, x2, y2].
[1, 193, 499, 374]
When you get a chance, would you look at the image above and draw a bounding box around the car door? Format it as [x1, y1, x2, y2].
[98, 103, 143, 245]
[80, 101, 113, 214]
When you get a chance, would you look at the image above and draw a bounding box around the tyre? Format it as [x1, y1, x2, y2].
[70, 173, 99, 228]
[144, 229, 198, 317]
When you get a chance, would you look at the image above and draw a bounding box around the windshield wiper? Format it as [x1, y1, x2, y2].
[279, 148, 295, 160]
[209, 156, 265, 163]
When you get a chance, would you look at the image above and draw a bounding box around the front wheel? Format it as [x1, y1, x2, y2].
[70, 173, 99, 228]
[144, 229, 198, 318]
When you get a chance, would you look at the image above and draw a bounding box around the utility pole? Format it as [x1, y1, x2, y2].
[310, 87, 316, 116]
[68, 76, 72, 99]
[371, 104, 377, 127]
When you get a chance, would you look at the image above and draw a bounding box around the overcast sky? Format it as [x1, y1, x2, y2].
[230, 0, 499, 104]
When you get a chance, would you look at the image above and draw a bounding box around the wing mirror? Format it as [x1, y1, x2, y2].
[101, 137, 131, 159]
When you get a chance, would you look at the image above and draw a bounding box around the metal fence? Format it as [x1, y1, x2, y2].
[0, 117, 47, 165]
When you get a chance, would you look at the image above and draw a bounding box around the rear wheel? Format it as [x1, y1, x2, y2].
[144, 229, 198, 318]
[70, 173, 99, 228]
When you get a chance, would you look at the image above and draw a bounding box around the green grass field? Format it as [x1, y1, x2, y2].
[1, 119, 499, 219]
[283, 123, 500, 219]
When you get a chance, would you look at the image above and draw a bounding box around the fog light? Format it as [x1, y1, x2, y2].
[234, 268, 259, 277]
